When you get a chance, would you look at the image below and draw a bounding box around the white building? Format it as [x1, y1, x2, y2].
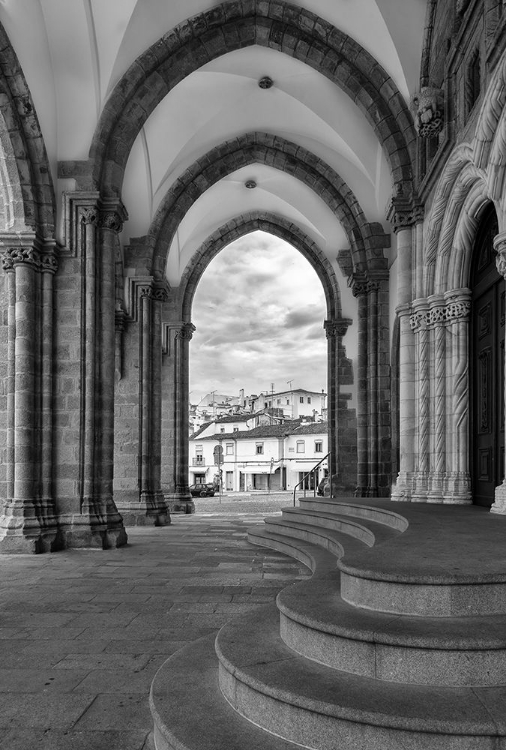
[189, 421, 328, 493]
[249, 388, 327, 421]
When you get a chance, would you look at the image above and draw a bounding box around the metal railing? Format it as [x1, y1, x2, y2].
[192, 457, 205, 466]
[292, 453, 330, 506]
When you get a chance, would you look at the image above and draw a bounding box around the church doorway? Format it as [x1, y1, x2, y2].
[470, 206, 504, 506]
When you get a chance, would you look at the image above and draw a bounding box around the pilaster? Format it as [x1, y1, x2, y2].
[491, 233, 506, 514]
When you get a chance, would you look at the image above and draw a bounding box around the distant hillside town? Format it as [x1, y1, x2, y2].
[189, 387, 328, 493]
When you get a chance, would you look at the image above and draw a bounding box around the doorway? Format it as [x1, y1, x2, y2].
[471, 206, 504, 506]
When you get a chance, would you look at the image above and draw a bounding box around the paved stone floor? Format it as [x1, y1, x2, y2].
[0, 511, 309, 750]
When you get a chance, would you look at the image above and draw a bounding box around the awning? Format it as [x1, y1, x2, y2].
[240, 465, 277, 474]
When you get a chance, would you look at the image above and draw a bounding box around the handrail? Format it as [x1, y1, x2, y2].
[292, 453, 330, 506]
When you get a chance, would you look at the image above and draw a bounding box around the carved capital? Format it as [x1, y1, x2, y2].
[324, 318, 352, 339]
[410, 295, 471, 331]
[99, 208, 125, 233]
[177, 323, 196, 341]
[2, 245, 41, 272]
[387, 198, 424, 232]
[494, 233, 506, 279]
[410, 87, 444, 138]
[81, 207, 99, 225]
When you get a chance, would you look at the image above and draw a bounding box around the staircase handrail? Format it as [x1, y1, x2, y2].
[292, 453, 330, 506]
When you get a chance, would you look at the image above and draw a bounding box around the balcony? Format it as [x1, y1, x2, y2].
[192, 457, 206, 466]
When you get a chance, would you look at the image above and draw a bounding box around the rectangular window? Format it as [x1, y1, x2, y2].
[233, 427, 239, 432]
[226, 443, 234, 455]
[307, 397, 311, 404]
[296, 441, 305, 453]
[286, 399, 290, 405]
[299, 396, 304, 403]
[256, 443, 264, 455]
[220, 427, 225, 433]
[315, 441, 323, 453]
[277, 399, 281, 405]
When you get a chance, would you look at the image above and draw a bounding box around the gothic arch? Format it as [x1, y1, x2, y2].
[0, 22, 55, 238]
[88, 0, 416, 199]
[179, 211, 343, 322]
[146, 133, 389, 280]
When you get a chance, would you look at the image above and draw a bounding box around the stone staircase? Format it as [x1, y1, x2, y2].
[150, 497, 506, 749]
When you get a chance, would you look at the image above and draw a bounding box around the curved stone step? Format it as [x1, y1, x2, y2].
[217, 604, 506, 750]
[280, 507, 402, 547]
[278, 573, 506, 686]
[298, 497, 409, 531]
[262, 516, 371, 559]
[150, 632, 299, 750]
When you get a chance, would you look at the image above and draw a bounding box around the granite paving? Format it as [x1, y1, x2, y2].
[0, 508, 308, 750]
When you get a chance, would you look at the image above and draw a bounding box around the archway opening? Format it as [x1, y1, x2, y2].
[188, 230, 337, 497]
[470, 203, 503, 507]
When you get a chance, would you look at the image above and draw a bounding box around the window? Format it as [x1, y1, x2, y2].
[299, 396, 304, 403]
[307, 397, 311, 404]
[220, 427, 225, 433]
[226, 443, 234, 455]
[286, 399, 290, 405]
[296, 441, 305, 453]
[196, 445, 203, 454]
[315, 441, 323, 453]
[256, 443, 264, 455]
[233, 427, 239, 432]
[277, 399, 281, 405]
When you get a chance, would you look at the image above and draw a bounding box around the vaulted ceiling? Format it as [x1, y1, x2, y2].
[0, 0, 427, 317]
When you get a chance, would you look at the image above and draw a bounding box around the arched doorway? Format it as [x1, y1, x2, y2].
[471, 205, 503, 506]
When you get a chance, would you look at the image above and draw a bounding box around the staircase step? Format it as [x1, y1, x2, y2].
[298, 497, 409, 531]
[280, 507, 402, 547]
[150, 632, 299, 750]
[262, 516, 370, 559]
[216, 603, 506, 750]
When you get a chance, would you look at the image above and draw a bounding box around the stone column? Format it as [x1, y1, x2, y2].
[59, 199, 127, 549]
[411, 299, 430, 500]
[428, 297, 447, 501]
[0, 241, 60, 552]
[324, 317, 356, 495]
[351, 279, 369, 496]
[389, 201, 424, 501]
[491, 233, 506, 513]
[162, 321, 195, 514]
[138, 282, 169, 525]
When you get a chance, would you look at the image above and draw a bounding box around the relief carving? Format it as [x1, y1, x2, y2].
[411, 87, 445, 138]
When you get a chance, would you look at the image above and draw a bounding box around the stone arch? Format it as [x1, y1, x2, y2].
[89, 0, 416, 199]
[0, 22, 55, 237]
[146, 133, 389, 281]
[179, 211, 343, 322]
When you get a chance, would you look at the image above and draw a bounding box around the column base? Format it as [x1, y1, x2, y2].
[115, 491, 170, 526]
[59, 517, 128, 549]
[491, 481, 506, 514]
[391, 472, 416, 501]
[443, 472, 472, 504]
[0, 499, 63, 554]
[164, 492, 195, 514]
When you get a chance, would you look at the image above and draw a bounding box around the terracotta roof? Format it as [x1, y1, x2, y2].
[198, 421, 304, 441]
[292, 421, 328, 435]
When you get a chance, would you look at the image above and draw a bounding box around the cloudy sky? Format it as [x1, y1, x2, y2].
[190, 231, 328, 403]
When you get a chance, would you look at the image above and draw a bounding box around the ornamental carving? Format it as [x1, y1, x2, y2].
[495, 248, 506, 279]
[350, 277, 381, 297]
[386, 199, 424, 232]
[324, 319, 351, 339]
[99, 209, 124, 233]
[410, 300, 471, 330]
[81, 207, 98, 225]
[177, 323, 196, 341]
[411, 87, 444, 139]
[1, 246, 57, 273]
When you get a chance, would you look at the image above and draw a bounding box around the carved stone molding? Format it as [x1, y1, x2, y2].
[80, 203, 127, 233]
[350, 276, 383, 297]
[324, 318, 352, 339]
[410, 87, 444, 138]
[81, 207, 98, 225]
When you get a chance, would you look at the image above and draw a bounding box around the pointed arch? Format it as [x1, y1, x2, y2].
[145, 133, 389, 280]
[89, 0, 415, 199]
[179, 211, 342, 321]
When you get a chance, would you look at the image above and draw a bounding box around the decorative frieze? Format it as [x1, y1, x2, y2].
[410, 298, 471, 331]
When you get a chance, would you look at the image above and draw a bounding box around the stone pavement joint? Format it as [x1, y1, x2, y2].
[0, 512, 309, 750]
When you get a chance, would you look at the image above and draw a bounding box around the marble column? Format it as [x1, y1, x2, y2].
[490, 233, 506, 513]
[389, 201, 424, 501]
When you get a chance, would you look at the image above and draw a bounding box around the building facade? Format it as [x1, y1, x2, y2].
[190, 420, 328, 492]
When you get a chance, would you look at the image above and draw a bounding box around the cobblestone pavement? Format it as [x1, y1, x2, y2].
[0, 513, 309, 750]
[195, 490, 310, 514]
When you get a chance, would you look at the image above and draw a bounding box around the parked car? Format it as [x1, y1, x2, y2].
[189, 483, 216, 497]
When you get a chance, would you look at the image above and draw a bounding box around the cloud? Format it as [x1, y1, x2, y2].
[190, 231, 330, 398]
